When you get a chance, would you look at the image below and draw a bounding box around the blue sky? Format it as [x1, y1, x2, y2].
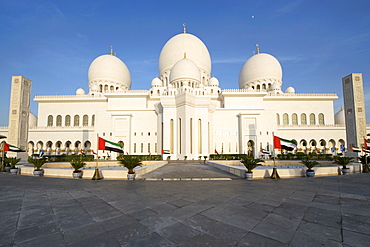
[0, 0, 369, 126]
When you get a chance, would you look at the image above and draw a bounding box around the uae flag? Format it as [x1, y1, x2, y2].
[98, 137, 123, 153]
[161, 149, 170, 154]
[365, 139, 370, 149]
[4, 143, 25, 152]
[351, 146, 361, 152]
[274, 136, 297, 151]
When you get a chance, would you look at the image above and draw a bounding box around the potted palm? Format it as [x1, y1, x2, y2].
[70, 158, 86, 178]
[28, 157, 47, 176]
[332, 155, 354, 175]
[300, 156, 320, 177]
[5, 157, 21, 174]
[240, 156, 264, 180]
[118, 155, 142, 180]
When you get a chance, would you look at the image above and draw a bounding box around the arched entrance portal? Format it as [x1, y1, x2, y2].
[247, 140, 255, 157]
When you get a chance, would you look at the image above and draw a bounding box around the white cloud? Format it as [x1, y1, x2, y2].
[277, 56, 304, 62]
[213, 59, 246, 64]
[276, 0, 304, 15]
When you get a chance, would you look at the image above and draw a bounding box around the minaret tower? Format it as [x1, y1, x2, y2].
[8, 76, 32, 149]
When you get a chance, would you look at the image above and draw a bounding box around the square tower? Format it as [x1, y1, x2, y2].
[342, 73, 367, 156]
[8, 76, 32, 149]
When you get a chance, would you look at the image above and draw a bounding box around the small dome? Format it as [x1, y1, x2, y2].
[76, 88, 86, 95]
[88, 54, 131, 90]
[151, 77, 162, 87]
[209, 77, 219, 87]
[159, 33, 211, 77]
[239, 53, 282, 89]
[285, 86, 295, 93]
[334, 108, 345, 125]
[271, 83, 280, 91]
[169, 58, 201, 83]
[90, 84, 99, 92]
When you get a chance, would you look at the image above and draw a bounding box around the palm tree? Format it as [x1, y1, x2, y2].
[300, 156, 320, 171]
[5, 157, 21, 169]
[28, 157, 47, 171]
[332, 155, 354, 169]
[240, 156, 264, 173]
[118, 155, 142, 174]
[70, 159, 86, 172]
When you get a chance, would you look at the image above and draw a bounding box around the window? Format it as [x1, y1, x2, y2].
[134, 143, 136, 153]
[155, 143, 157, 153]
[74, 115, 80, 126]
[92, 115, 95, 126]
[292, 113, 298, 125]
[276, 114, 280, 125]
[141, 143, 143, 153]
[56, 115, 62, 126]
[310, 113, 316, 125]
[283, 113, 289, 125]
[83, 115, 88, 126]
[301, 113, 307, 125]
[47, 115, 53, 126]
[65, 115, 71, 126]
[318, 113, 324, 125]
[148, 143, 151, 153]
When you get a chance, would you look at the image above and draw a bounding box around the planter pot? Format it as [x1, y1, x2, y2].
[342, 168, 350, 175]
[5, 166, 11, 172]
[127, 173, 136, 180]
[33, 170, 44, 176]
[245, 172, 253, 180]
[73, 171, 83, 179]
[10, 168, 19, 174]
[306, 170, 315, 177]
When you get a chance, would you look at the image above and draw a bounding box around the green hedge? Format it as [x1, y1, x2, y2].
[277, 152, 333, 160]
[116, 154, 162, 161]
[209, 154, 249, 160]
[42, 154, 94, 162]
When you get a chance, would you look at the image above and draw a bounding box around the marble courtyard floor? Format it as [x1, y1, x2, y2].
[1, 166, 370, 246]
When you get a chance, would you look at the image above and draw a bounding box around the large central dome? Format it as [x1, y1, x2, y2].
[159, 33, 211, 83]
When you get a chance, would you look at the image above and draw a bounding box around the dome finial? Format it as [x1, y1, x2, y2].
[256, 44, 260, 54]
[183, 23, 187, 33]
[184, 52, 187, 59]
[110, 45, 114, 55]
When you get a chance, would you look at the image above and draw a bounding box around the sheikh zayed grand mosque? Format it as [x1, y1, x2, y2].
[1, 26, 369, 160]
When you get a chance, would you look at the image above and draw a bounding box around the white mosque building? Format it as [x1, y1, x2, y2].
[2, 26, 368, 160]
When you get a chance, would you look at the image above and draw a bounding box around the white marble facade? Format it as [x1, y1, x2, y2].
[2, 28, 369, 160]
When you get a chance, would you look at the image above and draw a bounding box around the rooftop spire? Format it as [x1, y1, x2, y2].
[184, 52, 187, 59]
[256, 44, 260, 54]
[110, 45, 114, 55]
[183, 23, 187, 33]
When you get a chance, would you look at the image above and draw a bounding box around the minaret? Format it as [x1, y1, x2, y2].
[8, 76, 32, 150]
[342, 73, 367, 156]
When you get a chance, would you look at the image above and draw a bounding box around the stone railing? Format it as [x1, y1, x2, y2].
[278, 124, 345, 128]
[29, 126, 94, 130]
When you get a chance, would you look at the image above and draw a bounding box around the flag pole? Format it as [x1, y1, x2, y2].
[270, 134, 280, 179]
[92, 133, 102, 180]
